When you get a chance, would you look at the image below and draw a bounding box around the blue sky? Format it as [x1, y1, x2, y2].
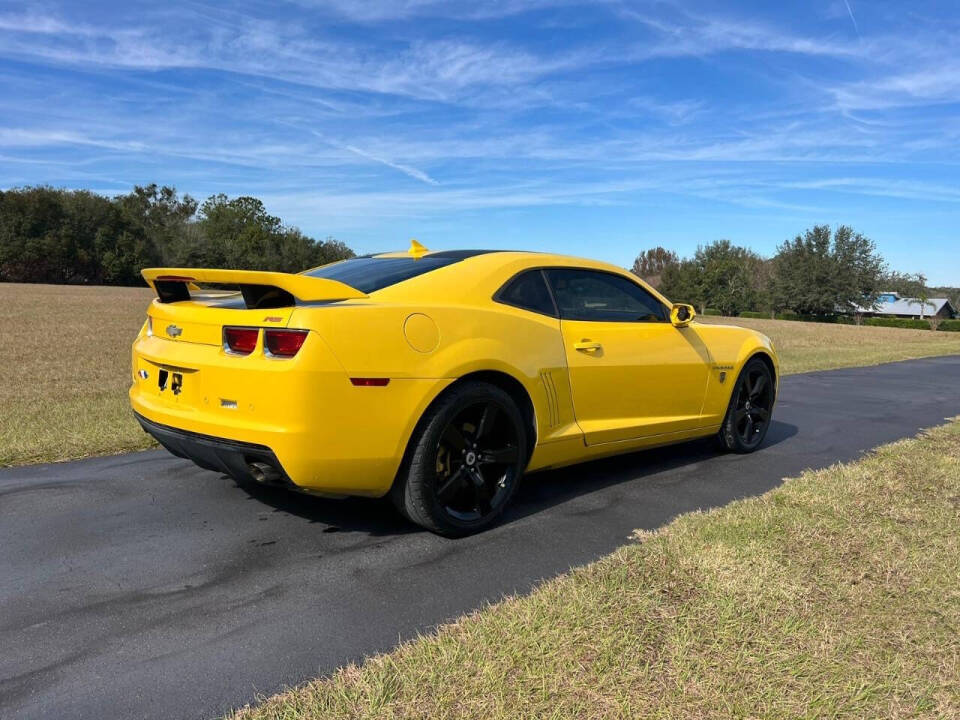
[0, 1, 958, 283]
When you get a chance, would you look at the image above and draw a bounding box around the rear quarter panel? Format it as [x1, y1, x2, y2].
[289, 296, 582, 459]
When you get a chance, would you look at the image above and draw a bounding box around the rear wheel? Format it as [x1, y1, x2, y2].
[719, 357, 775, 453]
[392, 382, 528, 537]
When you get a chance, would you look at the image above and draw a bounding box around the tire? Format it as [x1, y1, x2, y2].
[392, 381, 528, 537]
[718, 357, 775, 453]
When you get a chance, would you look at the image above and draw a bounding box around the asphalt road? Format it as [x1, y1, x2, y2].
[3, 356, 960, 719]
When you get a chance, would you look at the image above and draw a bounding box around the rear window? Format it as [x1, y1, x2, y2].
[495, 270, 557, 317]
[303, 256, 462, 293]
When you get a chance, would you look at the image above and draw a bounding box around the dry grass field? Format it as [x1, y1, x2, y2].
[231, 420, 960, 719]
[698, 315, 960, 375]
[0, 282, 155, 465]
[2, 281, 960, 466]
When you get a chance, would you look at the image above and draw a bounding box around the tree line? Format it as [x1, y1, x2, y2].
[2, 190, 953, 315]
[0, 185, 354, 286]
[632, 225, 957, 317]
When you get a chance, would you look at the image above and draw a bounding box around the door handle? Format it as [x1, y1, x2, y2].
[574, 340, 602, 352]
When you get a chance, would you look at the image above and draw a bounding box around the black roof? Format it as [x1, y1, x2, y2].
[359, 249, 530, 260]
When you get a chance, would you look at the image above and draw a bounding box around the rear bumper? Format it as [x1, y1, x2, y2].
[134, 412, 293, 488]
[130, 332, 453, 497]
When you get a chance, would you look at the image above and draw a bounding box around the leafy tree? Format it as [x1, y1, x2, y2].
[0, 186, 121, 284]
[304, 234, 355, 268]
[0, 185, 354, 285]
[694, 240, 765, 316]
[195, 195, 353, 272]
[631, 247, 678, 286]
[115, 184, 198, 269]
[659, 258, 703, 309]
[879, 270, 926, 298]
[771, 225, 885, 316]
[831, 225, 887, 313]
[752, 258, 776, 316]
[195, 194, 279, 270]
[659, 240, 764, 315]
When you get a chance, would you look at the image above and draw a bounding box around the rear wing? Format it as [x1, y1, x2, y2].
[141, 268, 367, 309]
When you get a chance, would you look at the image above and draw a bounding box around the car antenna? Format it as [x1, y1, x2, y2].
[408, 238, 429, 258]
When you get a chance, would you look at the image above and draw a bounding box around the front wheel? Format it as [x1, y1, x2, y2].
[718, 357, 775, 453]
[392, 382, 528, 537]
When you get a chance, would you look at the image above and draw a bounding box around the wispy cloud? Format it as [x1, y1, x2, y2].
[842, 1, 861, 38]
[0, 12, 97, 35]
[781, 177, 960, 203]
[292, 0, 594, 22]
[0, 1, 957, 281]
[342, 144, 440, 185]
[619, 8, 865, 60]
[261, 177, 665, 220]
[0, 12, 586, 103]
[831, 63, 960, 111]
[0, 127, 148, 152]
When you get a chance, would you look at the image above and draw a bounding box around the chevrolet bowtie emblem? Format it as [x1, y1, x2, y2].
[166, 324, 183, 338]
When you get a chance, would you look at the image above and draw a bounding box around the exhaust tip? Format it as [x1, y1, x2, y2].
[248, 461, 282, 485]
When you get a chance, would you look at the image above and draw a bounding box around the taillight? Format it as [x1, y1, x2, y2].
[265, 329, 308, 357]
[224, 327, 259, 355]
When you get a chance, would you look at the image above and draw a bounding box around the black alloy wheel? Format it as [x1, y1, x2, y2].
[393, 382, 528, 536]
[434, 401, 521, 522]
[719, 357, 775, 453]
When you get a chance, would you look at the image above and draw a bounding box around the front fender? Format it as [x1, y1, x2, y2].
[696, 325, 779, 423]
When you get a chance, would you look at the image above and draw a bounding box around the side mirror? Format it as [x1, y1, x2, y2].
[670, 303, 696, 327]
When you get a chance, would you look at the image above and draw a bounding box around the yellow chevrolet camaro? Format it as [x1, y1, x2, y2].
[130, 242, 778, 536]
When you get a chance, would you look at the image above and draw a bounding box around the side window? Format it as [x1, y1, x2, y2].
[546, 268, 667, 322]
[495, 270, 557, 317]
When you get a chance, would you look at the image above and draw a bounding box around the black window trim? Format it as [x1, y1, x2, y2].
[492, 267, 560, 318]
[542, 267, 670, 323]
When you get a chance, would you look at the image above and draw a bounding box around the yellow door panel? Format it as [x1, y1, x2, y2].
[560, 320, 712, 444]
[545, 266, 713, 445]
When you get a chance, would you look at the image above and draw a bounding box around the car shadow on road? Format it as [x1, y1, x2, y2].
[228, 420, 798, 538]
[229, 478, 417, 537]
[506, 419, 799, 525]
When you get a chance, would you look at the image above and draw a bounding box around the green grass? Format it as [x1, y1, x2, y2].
[2, 282, 960, 465]
[230, 420, 960, 719]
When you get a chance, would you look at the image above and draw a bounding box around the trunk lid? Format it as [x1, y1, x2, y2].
[147, 301, 297, 346]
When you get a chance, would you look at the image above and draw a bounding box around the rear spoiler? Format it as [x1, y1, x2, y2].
[141, 268, 367, 309]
